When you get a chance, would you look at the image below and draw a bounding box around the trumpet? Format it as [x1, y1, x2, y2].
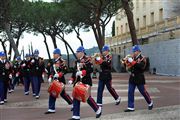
[121, 54, 134, 72]
[92, 53, 103, 65]
[121, 54, 132, 64]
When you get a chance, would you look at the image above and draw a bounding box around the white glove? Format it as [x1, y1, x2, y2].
[45, 69, 48, 73]
[95, 56, 101, 61]
[68, 80, 73, 85]
[76, 71, 82, 77]
[22, 63, 26, 67]
[9, 74, 12, 79]
[31, 59, 35, 63]
[128, 57, 133, 63]
[53, 74, 59, 78]
[16, 73, 19, 77]
[48, 77, 52, 83]
[42, 74, 45, 79]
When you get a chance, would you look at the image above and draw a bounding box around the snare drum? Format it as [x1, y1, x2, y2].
[72, 82, 90, 102]
[48, 80, 65, 98]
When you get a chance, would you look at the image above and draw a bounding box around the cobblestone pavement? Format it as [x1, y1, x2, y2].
[0, 73, 180, 120]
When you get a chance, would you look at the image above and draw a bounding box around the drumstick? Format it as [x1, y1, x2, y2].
[73, 62, 83, 85]
[53, 64, 60, 80]
[53, 64, 58, 74]
[77, 62, 83, 79]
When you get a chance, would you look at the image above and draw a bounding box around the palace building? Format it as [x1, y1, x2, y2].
[106, 0, 180, 75]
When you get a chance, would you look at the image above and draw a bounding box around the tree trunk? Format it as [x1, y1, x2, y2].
[77, 35, 83, 46]
[56, 35, 77, 59]
[95, 9, 104, 52]
[22, 46, 25, 60]
[64, 43, 70, 68]
[13, 35, 21, 60]
[95, 25, 104, 52]
[92, 25, 102, 53]
[8, 44, 12, 60]
[15, 35, 20, 49]
[42, 32, 51, 60]
[122, 0, 138, 45]
[101, 24, 105, 46]
[5, 23, 20, 58]
[30, 42, 34, 55]
[50, 35, 58, 48]
[74, 28, 83, 46]
[0, 39, 7, 58]
[91, 17, 104, 52]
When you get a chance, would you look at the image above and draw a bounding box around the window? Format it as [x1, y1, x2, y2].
[119, 47, 121, 53]
[150, 12, 154, 24]
[125, 23, 128, 32]
[114, 48, 116, 54]
[159, 8, 163, 21]
[116, 27, 119, 35]
[121, 25, 123, 34]
[143, 15, 146, 27]
[136, 18, 140, 29]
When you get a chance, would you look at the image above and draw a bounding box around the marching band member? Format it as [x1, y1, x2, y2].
[39, 57, 45, 83]
[21, 54, 31, 95]
[45, 48, 73, 114]
[12, 56, 22, 91]
[69, 46, 102, 120]
[0, 51, 11, 104]
[95, 45, 121, 112]
[124, 45, 153, 112]
[46, 61, 52, 79]
[29, 49, 42, 99]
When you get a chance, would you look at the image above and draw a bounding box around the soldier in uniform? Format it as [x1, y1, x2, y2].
[46, 61, 52, 79]
[7, 62, 14, 93]
[29, 49, 42, 99]
[68, 46, 102, 120]
[38, 57, 45, 83]
[12, 56, 22, 91]
[95, 45, 120, 112]
[124, 45, 153, 112]
[0, 51, 11, 104]
[21, 54, 31, 95]
[45, 48, 73, 114]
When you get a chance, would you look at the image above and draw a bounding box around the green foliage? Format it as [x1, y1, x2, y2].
[60, 0, 123, 50]
[60, 0, 91, 33]
[0, 0, 125, 54]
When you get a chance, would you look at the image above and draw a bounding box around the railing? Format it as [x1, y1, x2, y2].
[106, 16, 180, 46]
[156, 21, 165, 30]
[148, 23, 156, 33]
[167, 17, 177, 27]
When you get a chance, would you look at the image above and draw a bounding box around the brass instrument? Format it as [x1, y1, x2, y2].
[121, 54, 132, 64]
[121, 54, 133, 72]
[92, 53, 103, 65]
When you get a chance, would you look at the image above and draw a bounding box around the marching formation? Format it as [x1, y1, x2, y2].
[0, 45, 153, 120]
[0, 49, 45, 104]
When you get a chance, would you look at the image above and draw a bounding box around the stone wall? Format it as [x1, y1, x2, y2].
[124, 39, 180, 76]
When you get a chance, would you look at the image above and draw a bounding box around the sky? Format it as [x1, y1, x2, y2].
[0, 0, 114, 59]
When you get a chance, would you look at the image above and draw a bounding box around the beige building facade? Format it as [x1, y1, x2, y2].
[106, 0, 180, 57]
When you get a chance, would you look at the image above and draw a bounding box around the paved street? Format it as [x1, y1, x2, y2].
[0, 73, 180, 120]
